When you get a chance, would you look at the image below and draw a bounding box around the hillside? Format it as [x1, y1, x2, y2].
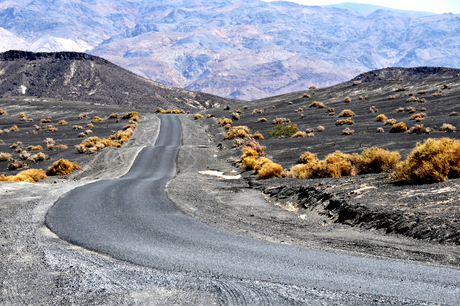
[1, 0, 460, 100]
[0, 50, 238, 110]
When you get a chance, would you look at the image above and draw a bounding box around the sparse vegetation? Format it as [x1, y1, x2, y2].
[0, 152, 13, 161]
[341, 127, 354, 135]
[218, 117, 232, 126]
[27, 145, 43, 151]
[317, 125, 325, 132]
[46, 159, 81, 176]
[408, 124, 433, 134]
[376, 114, 387, 122]
[92, 116, 103, 123]
[231, 112, 240, 120]
[291, 131, 306, 138]
[258, 118, 267, 122]
[389, 122, 407, 133]
[439, 123, 457, 132]
[122, 111, 140, 119]
[108, 113, 118, 119]
[268, 123, 299, 137]
[272, 118, 291, 124]
[339, 109, 355, 117]
[369, 106, 378, 113]
[58, 119, 68, 125]
[310, 101, 325, 108]
[0, 169, 47, 183]
[390, 138, 460, 183]
[194, 113, 203, 120]
[336, 118, 354, 125]
[344, 97, 352, 102]
[224, 126, 249, 139]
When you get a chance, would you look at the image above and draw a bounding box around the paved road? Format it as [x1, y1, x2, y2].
[46, 115, 460, 305]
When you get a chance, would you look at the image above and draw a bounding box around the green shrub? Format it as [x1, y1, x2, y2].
[267, 123, 299, 137]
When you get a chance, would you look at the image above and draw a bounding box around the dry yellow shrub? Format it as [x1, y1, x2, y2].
[46, 159, 81, 176]
[258, 162, 283, 179]
[58, 120, 68, 125]
[122, 111, 140, 119]
[0, 169, 47, 183]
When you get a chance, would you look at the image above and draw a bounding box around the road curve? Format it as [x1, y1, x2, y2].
[46, 115, 460, 304]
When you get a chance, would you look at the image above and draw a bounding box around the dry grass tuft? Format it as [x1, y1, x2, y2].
[257, 117, 267, 122]
[27, 145, 43, 151]
[10, 125, 18, 132]
[389, 122, 407, 133]
[224, 126, 249, 140]
[47, 125, 58, 132]
[19, 113, 26, 118]
[439, 123, 457, 132]
[317, 125, 325, 132]
[291, 131, 306, 138]
[87, 123, 94, 128]
[0, 169, 47, 183]
[341, 127, 354, 135]
[338, 109, 355, 117]
[218, 117, 232, 126]
[92, 116, 103, 123]
[58, 120, 68, 125]
[408, 124, 433, 134]
[194, 114, 203, 120]
[108, 113, 118, 119]
[336, 118, 354, 125]
[344, 97, 352, 103]
[122, 111, 140, 119]
[376, 114, 387, 122]
[377, 127, 384, 133]
[310, 101, 325, 108]
[46, 159, 81, 176]
[0, 152, 13, 161]
[78, 113, 87, 119]
[252, 131, 264, 139]
[390, 138, 460, 183]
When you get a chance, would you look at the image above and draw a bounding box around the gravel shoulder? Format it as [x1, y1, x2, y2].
[168, 115, 460, 269]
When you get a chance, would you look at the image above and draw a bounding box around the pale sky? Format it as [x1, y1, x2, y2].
[270, 0, 460, 14]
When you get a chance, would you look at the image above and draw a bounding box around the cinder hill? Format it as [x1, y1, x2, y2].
[0, 50, 239, 110]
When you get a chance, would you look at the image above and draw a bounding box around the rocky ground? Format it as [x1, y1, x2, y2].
[183, 76, 460, 266]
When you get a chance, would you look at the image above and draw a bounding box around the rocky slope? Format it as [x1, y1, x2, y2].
[1, 0, 460, 100]
[0, 50, 238, 110]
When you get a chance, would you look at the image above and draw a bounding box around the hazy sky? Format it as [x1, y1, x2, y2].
[274, 0, 460, 14]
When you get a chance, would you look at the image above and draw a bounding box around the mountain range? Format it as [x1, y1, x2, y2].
[0, 0, 460, 100]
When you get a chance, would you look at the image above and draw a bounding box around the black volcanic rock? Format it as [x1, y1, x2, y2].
[350, 67, 460, 84]
[0, 50, 239, 110]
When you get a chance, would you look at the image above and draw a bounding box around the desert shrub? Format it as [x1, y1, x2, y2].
[31, 152, 50, 161]
[85, 129, 93, 135]
[353, 81, 361, 86]
[79, 113, 87, 119]
[78, 132, 86, 137]
[243, 105, 249, 109]
[292, 131, 306, 138]
[244, 140, 266, 156]
[288, 101, 293, 105]
[388, 95, 396, 99]
[223, 105, 232, 110]
[233, 139, 244, 147]
[155, 108, 165, 113]
[225, 126, 249, 139]
[252, 109, 264, 114]
[241, 147, 259, 170]
[10, 125, 18, 131]
[56, 144, 68, 150]
[73, 125, 83, 130]
[257, 160, 283, 179]
[231, 112, 240, 120]
[449, 112, 458, 116]
[317, 125, 325, 132]
[300, 114, 305, 118]
[299, 151, 317, 164]
[344, 97, 352, 103]
[406, 96, 419, 102]
[224, 124, 231, 130]
[352, 147, 400, 174]
[58, 120, 68, 125]
[0, 152, 13, 161]
[338, 109, 355, 117]
[235, 109, 243, 114]
[305, 128, 314, 133]
[122, 111, 140, 119]
[40, 118, 50, 123]
[295, 108, 303, 113]
[405, 107, 416, 113]
[46, 159, 81, 176]
[19, 113, 26, 118]
[395, 107, 404, 112]
[390, 138, 460, 183]
[410, 113, 427, 120]
[310, 101, 325, 108]
[307, 132, 315, 137]
[206, 114, 214, 118]
[27, 145, 43, 151]
[3, 129, 10, 134]
[443, 84, 450, 89]
[439, 123, 457, 132]
[0, 109, 5, 115]
[358, 96, 363, 100]
[418, 90, 427, 94]
[432, 92, 443, 97]
[396, 86, 406, 92]
[87, 123, 94, 128]
[336, 118, 354, 125]
[288, 151, 355, 179]
[44, 137, 54, 147]
[268, 123, 299, 137]
[303, 93, 311, 98]
[252, 131, 264, 139]
[309, 85, 316, 89]
[8, 159, 25, 170]
[218, 117, 232, 126]
[20, 151, 30, 160]
[272, 118, 291, 124]
[377, 127, 384, 133]
[34, 125, 42, 130]
[327, 107, 335, 112]
[92, 116, 103, 123]
[123, 124, 137, 130]
[108, 113, 118, 119]
[75, 144, 87, 153]
[194, 114, 203, 120]
[341, 128, 354, 135]
[408, 124, 433, 134]
[47, 125, 58, 132]
[389, 122, 407, 133]
[0, 169, 47, 183]
[258, 118, 267, 122]
[376, 114, 387, 122]
[369, 106, 378, 113]
[9, 142, 22, 149]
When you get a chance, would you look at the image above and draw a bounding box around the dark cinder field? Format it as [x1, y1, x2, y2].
[0, 96, 149, 177]
[196, 76, 460, 248]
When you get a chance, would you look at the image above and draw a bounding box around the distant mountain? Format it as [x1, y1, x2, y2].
[1, 0, 460, 100]
[0, 51, 238, 110]
[322, 2, 435, 17]
[0, 27, 29, 52]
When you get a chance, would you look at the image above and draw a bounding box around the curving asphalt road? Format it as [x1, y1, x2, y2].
[46, 115, 460, 304]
